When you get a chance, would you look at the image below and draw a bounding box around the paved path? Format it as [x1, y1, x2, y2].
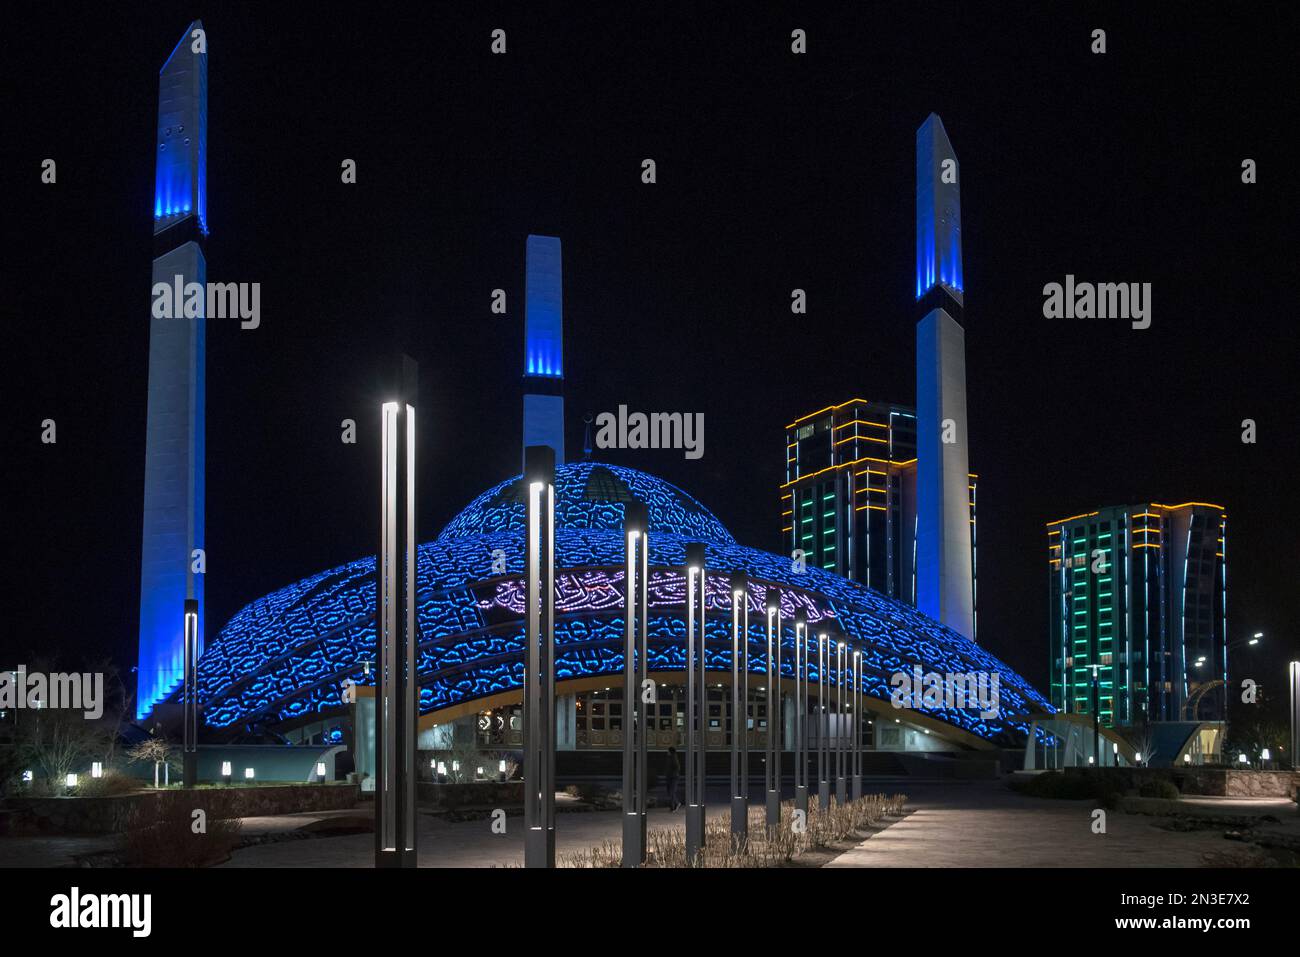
[827, 782, 1293, 868]
[220, 802, 726, 868]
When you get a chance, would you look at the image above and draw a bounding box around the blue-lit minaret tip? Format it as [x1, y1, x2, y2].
[153, 20, 207, 236]
[915, 112, 963, 305]
[522, 234, 565, 464]
[137, 21, 208, 718]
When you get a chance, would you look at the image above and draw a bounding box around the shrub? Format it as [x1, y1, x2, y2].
[1139, 778, 1180, 800]
[120, 795, 244, 867]
[76, 769, 142, 797]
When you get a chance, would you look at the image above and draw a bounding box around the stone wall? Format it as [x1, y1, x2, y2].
[416, 781, 524, 809]
[1063, 766, 1297, 799]
[3, 783, 359, 835]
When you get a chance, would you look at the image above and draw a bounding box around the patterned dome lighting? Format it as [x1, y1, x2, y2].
[437, 461, 734, 544]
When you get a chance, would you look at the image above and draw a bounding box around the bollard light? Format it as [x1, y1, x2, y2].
[22, 770, 33, 783]
[245, 767, 255, 780]
[1238, 753, 1248, 765]
[222, 761, 232, 785]
[1261, 748, 1270, 761]
[316, 761, 327, 782]
[1183, 753, 1191, 764]
[66, 773, 78, 789]
[91, 762, 103, 779]
[1135, 751, 1142, 764]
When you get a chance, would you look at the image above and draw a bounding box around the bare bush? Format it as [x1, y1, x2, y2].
[560, 792, 907, 868]
[121, 795, 244, 867]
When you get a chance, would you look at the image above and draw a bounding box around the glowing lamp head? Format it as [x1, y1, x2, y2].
[66, 773, 78, 788]
[1261, 748, 1270, 760]
[91, 762, 103, 779]
[221, 761, 232, 776]
[244, 767, 255, 780]
[316, 762, 326, 776]
[685, 542, 706, 578]
[523, 443, 556, 489]
[624, 500, 648, 537]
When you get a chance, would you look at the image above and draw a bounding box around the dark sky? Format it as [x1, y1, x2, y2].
[4, 3, 1297, 697]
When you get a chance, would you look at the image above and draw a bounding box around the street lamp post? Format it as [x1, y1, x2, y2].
[182, 598, 199, 788]
[818, 632, 830, 810]
[1089, 663, 1101, 768]
[1289, 661, 1299, 777]
[852, 649, 862, 800]
[523, 444, 556, 868]
[685, 542, 707, 864]
[730, 572, 749, 846]
[765, 590, 782, 830]
[793, 612, 808, 815]
[375, 356, 419, 869]
[836, 641, 847, 804]
[621, 502, 649, 866]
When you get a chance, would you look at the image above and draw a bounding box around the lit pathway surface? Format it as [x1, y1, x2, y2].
[220, 802, 724, 868]
[827, 782, 1294, 868]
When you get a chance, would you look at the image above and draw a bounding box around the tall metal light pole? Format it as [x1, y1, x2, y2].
[685, 542, 707, 864]
[182, 598, 199, 788]
[1289, 661, 1299, 776]
[523, 444, 556, 868]
[730, 572, 749, 846]
[851, 649, 862, 800]
[621, 502, 649, 866]
[1089, 662, 1101, 767]
[836, 641, 847, 803]
[817, 632, 830, 809]
[376, 355, 419, 868]
[765, 589, 782, 829]
[793, 612, 809, 815]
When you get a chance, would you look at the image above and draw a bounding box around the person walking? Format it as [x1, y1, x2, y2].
[664, 745, 681, 811]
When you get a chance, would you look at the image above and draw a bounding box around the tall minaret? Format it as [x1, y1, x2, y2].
[914, 113, 974, 640]
[522, 234, 565, 464]
[136, 21, 208, 717]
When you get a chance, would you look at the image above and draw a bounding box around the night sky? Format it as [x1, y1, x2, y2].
[4, 3, 1296, 700]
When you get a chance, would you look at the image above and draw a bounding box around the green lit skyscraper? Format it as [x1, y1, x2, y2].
[1047, 502, 1228, 727]
[781, 399, 977, 637]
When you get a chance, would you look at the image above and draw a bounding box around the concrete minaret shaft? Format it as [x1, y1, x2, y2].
[137, 21, 208, 717]
[914, 113, 974, 640]
[522, 235, 565, 465]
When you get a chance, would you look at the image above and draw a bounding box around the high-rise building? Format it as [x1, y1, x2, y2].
[136, 22, 208, 718]
[522, 234, 565, 464]
[781, 399, 977, 637]
[914, 113, 974, 641]
[1047, 502, 1228, 726]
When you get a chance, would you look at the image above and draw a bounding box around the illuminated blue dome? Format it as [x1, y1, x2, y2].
[197, 464, 1054, 749]
[437, 461, 734, 544]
